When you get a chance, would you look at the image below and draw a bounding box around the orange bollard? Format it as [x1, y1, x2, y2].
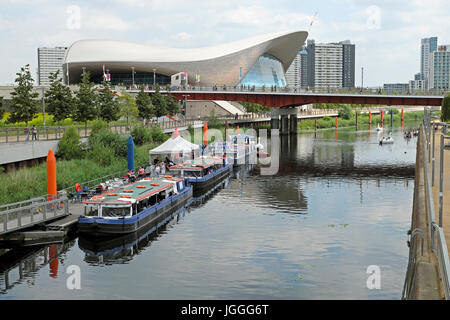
[46, 149, 57, 201]
[380, 109, 383, 123]
[401, 108, 404, 121]
[369, 110, 372, 124]
[203, 122, 208, 147]
[335, 117, 338, 128]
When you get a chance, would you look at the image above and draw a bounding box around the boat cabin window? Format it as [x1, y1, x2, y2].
[183, 170, 202, 178]
[157, 190, 166, 203]
[102, 206, 131, 218]
[85, 206, 99, 217]
[149, 195, 157, 206]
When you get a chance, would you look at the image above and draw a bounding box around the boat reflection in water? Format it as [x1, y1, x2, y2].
[78, 206, 190, 265]
[0, 240, 76, 294]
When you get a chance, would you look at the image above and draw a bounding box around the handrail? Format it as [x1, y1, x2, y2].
[421, 111, 450, 299]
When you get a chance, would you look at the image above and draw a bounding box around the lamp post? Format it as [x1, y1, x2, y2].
[42, 87, 46, 129]
[131, 67, 135, 87]
[361, 67, 364, 91]
[153, 68, 156, 87]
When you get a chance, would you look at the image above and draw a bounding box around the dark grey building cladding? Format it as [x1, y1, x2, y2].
[342, 42, 355, 88]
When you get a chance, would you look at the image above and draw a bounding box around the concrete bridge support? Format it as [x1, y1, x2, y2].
[271, 107, 299, 135]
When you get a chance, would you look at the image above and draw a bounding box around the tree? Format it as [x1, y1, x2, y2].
[118, 91, 138, 128]
[239, 101, 270, 113]
[45, 70, 74, 122]
[441, 93, 450, 122]
[73, 72, 99, 129]
[165, 92, 180, 116]
[136, 85, 154, 121]
[152, 84, 167, 118]
[0, 96, 4, 120]
[56, 126, 83, 160]
[98, 79, 120, 122]
[8, 64, 39, 126]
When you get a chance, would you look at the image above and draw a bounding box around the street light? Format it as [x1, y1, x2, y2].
[153, 68, 156, 87]
[41, 87, 46, 129]
[131, 67, 135, 87]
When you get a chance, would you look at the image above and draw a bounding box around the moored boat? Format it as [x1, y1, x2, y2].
[169, 155, 232, 196]
[78, 176, 192, 236]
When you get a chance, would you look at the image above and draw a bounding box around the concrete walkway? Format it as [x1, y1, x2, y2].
[429, 128, 450, 258]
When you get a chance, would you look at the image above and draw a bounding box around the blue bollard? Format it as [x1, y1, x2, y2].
[127, 136, 135, 172]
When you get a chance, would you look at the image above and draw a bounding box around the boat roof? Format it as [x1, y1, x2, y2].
[83, 176, 182, 206]
[169, 155, 223, 171]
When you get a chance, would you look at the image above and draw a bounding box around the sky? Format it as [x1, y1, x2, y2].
[0, 0, 449, 87]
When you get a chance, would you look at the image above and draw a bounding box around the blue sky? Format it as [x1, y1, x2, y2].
[0, 0, 449, 86]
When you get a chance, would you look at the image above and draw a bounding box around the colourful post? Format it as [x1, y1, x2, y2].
[46, 149, 57, 201]
[173, 127, 179, 138]
[401, 108, 404, 121]
[369, 110, 372, 124]
[380, 109, 383, 123]
[127, 136, 134, 171]
[236, 124, 239, 134]
[335, 117, 338, 128]
[49, 244, 59, 279]
[203, 122, 208, 147]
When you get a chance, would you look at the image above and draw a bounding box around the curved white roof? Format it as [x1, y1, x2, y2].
[65, 30, 308, 86]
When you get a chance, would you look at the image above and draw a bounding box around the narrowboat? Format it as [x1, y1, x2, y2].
[169, 155, 232, 196]
[211, 134, 257, 166]
[79, 206, 189, 264]
[78, 176, 192, 236]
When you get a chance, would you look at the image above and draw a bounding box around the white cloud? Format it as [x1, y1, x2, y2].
[173, 32, 192, 41]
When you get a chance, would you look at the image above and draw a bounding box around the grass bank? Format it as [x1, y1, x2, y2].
[0, 124, 166, 205]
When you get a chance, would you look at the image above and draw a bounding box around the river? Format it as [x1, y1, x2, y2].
[0, 121, 420, 299]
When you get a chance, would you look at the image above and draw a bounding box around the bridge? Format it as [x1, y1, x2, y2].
[136, 89, 444, 108]
[136, 88, 443, 134]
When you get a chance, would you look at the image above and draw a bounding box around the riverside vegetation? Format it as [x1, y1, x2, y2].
[0, 121, 168, 205]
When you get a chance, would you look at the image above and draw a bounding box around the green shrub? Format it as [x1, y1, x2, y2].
[207, 110, 224, 129]
[90, 119, 109, 135]
[131, 126, 153, 145]
[57, 126, 83, 160]
[338, 105, 354, 120]
[149, 126, 168, 143]
[441, 93, 450, 122]
[88, 130, 127, 158]
[86, 142, 116, 166]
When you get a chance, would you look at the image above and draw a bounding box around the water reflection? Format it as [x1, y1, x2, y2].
[0, 241, 75, 294]
[79, 207, 189, 266]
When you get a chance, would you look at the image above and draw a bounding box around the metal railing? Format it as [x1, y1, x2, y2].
[0, 196, 69, 235]
[421, 109, 450, 299]
[125, 84, 448, 96]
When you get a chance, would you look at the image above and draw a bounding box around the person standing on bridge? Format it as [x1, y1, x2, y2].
[24, 126, 29, 141]
[31, 125, 37, 140]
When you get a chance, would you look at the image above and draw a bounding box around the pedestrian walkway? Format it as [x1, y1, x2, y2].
[429, 127, 450, 258]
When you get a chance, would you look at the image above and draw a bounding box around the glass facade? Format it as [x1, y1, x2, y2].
[240, 54, 287, 87]
[91, 72, 170, 86]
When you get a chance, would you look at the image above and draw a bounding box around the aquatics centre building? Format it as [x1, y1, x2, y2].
[63, 30, 308, 88]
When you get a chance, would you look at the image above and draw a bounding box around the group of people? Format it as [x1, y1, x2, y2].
[127, 156, 175, 182]
[24, 125, 38, 141]
[404, 129, 419, 139]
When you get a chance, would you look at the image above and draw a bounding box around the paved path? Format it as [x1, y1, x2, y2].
[429, 127, 450, 258]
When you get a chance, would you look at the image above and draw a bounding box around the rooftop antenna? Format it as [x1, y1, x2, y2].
[308, 12, 318, 34]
